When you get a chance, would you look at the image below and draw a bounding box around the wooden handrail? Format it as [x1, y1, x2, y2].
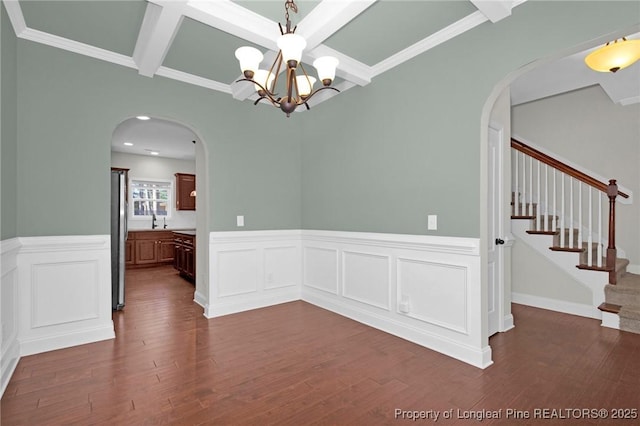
[511, 138, 629, 199]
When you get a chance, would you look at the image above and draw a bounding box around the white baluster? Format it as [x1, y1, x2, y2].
[552, 169, 557, 233]
[514, 151, 519, 216]
[521, 153, 527, 217]
[597, 193, 603, 268]
[569, 178, 574, 249]
[537, 161, 541, 231]
[560, 174, 565, 247]
[544, 164, 549, 231]
[578, 182, 582, 255]
[528, 157, 533, 217]
[588, 187, 593, 267]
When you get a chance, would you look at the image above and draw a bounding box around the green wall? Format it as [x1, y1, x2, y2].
[1, 3, 18, 240]
[7, 1, 640, 238]
[301, 1, 640, 237]
[16, 41, 302, 236]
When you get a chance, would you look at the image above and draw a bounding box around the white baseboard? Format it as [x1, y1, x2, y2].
[303, 291, 493, 369]
[601, 312, 620, 330]
[193, 290, 207, 309]
[204, 289, 300, 318]
[19, 324, 115, 357]
[512, 292, 601, 320]
[501, 314, 515, 332]
[1, 338, 19, 397]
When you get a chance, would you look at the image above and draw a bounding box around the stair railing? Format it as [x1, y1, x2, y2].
[511, 138, 628, 284]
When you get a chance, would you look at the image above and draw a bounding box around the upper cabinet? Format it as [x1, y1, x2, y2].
[175, 173, 196, 211]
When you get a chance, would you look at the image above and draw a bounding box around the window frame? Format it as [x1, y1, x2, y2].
[129, 177, 173, 220]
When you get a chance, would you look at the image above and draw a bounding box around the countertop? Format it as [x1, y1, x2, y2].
[171, 230, 196, 236]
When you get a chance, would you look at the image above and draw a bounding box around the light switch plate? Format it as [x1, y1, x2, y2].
[427, 215, 437, 230]
[237, 215, 244, 227]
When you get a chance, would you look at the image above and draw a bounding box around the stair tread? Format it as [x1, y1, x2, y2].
[550, 246, 585, 253]
[527, 230, 559, 235]
[598, 302, 621, 314]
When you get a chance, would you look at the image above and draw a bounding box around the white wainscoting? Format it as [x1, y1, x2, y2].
[206, 230, 302, 318]
[205, 229, 489, 368]
[301, 230, 490, 368]
[16, 235, 115, 356]
[1, 238, 21, 397]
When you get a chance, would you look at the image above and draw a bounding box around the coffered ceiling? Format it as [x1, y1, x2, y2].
[3, 1, 638, 159]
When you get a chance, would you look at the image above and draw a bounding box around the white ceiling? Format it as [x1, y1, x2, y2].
[3, 0, 638, 160]
[111, 117, 197, 160]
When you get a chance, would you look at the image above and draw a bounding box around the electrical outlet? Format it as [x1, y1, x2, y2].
[428, 215, 437, 230]
[237, 215, 244, 227]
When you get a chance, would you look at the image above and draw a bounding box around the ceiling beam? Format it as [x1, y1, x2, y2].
[470, 0, 515, 23]
[183, 0, 280, 51]
[133, 1, 187, 77]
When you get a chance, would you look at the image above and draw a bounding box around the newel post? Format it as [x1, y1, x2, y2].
[607, 179, 618, 284]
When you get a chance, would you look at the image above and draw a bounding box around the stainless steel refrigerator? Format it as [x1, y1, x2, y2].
[111, 170, 127, 310]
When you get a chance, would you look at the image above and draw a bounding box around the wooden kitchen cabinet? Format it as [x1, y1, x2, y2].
[125, 239, 135, 266]
[175, 173, 196, 211]
[173, 231, 195, 282]
[128, 231, 174, 267]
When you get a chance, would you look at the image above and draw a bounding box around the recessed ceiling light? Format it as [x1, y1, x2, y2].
[123, 142, 134, 146]
[136, 115, 150, 120]
[150, 151, 160, 156]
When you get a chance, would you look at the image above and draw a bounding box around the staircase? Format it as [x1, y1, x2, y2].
[511, 138, 640, 334]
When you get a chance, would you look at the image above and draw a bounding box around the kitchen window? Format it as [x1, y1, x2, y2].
[130, 179, 171, 217]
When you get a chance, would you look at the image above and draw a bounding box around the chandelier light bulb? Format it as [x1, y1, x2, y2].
[585, 38, 640, 73]
[235, 46, 263, 78]
[313, 56, 339, 86]
[277, 34, 306, 66]
[253, 69, 275, 93]
[296, 75, 316, 97]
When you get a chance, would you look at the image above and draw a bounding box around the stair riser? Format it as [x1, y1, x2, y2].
[619, 318, 640, 335]
[604, 286, 640, 307]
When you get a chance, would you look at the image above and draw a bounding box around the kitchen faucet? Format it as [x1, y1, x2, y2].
[152, 213, 157, 229]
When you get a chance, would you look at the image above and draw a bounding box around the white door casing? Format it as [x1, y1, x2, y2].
[488, 123, 515, 335]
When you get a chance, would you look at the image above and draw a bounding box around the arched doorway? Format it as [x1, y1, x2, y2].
[110, 116, 210, 313]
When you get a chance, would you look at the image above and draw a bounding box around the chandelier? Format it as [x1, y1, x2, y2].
[585, 37, 640, 73]
[234, 0, 339, 117]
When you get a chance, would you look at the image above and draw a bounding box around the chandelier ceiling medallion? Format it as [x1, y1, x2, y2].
[234, 0, 339, 117]
[585, 37, 640, 73]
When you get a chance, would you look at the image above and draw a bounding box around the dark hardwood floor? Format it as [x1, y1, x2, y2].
[2, 265, 639, 425]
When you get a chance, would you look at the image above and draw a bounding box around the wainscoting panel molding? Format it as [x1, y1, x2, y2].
[1, 238, 21, 397]
[206, 231, 302, 318]
[16, 235, 115, 356]
[301, 230, 490, 368]
[397, 258, 468, 333]
[303, 246, 339, 295]
[206, 230, 489, 368]
[342, 250, 390, 310]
